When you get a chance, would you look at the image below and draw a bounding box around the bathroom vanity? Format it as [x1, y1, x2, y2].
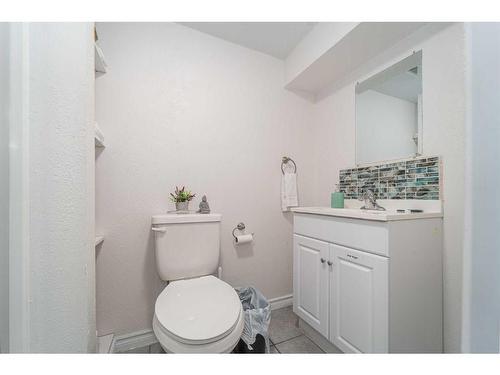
[291, 207, 443, 353]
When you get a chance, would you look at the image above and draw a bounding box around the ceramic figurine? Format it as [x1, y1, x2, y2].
[197, 195, 211, 214]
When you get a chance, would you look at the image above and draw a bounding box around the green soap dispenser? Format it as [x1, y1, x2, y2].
[331, 184, 344, 208]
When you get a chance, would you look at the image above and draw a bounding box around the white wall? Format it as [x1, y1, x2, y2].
[95, 23, 315, 336]
[23, 23, 95, 352]
[309, 23, 466, 352]
[462, 23, 500, 353]
[356, 90, 417, 164]
[0, 22, 10, 353]
[94, 23, 469, 353]
[285, 22, 358, 85]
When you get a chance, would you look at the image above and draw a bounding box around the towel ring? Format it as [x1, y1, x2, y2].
[281, 156, 297, 175]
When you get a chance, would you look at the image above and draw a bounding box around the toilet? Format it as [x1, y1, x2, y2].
[151, 213, 244, 353]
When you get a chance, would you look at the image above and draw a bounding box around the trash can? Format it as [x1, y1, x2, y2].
[233, 286, 271, 353]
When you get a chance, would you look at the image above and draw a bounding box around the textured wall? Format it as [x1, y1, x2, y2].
[95, 23, 315, 336]
[94, 23, 467, 353]
[0, 22, 10, 353]
[309, 23, 466, 352]
[28, 23, 95, 352]
[463, 22, 500, 353]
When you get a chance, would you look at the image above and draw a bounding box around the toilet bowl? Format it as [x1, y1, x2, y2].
[153, 275, 244, 353]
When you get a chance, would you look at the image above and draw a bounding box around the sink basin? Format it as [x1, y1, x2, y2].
[322, 208, 384, 215]
[290, 206, 443, 222]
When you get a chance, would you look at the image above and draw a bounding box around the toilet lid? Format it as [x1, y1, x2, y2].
[155, 275, 242, 344]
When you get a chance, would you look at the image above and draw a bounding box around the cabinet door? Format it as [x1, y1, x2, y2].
[330, 244, 388, 353]
[293, 234, 329, 337]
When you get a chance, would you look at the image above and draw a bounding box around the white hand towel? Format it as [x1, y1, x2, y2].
[281, 172, 298, 211]
[281, 174, 288, 211]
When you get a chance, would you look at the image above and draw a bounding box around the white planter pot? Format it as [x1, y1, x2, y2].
[175, 201, 189, 211]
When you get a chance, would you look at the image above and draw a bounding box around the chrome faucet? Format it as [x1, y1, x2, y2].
[359, 189, 386, 211]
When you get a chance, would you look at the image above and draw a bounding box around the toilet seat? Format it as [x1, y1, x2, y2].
[153, 275, 244, 353]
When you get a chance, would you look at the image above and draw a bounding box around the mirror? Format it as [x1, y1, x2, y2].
[356, 51, 422, 165]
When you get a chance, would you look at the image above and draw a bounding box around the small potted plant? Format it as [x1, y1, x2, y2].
[170, 186, 196, 212]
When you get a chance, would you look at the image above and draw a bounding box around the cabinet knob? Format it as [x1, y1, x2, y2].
[320, 258, 326, 263]
[327, 261, 333, 266]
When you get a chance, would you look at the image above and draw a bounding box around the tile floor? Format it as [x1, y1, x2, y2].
[268, 306, 324, 353]
[119, 306, 326, 354]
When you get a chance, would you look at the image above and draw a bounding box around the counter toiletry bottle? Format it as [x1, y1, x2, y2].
[331, 184, 344, 209]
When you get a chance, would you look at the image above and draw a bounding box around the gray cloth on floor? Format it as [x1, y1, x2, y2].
[236, 286, 271, 353]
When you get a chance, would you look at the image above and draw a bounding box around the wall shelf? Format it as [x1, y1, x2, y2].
[94, 42, 107, 75]
[97, 333, 114, 353]
[95, 235, 104, 247]
[94, 122, 105, 148]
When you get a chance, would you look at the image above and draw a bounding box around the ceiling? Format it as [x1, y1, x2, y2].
[179, 22, 317, 59]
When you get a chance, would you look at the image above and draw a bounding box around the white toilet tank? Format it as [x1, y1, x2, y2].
[152, 213, 222, 281]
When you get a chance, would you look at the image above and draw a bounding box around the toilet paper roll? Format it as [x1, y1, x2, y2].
[235, 234, 253, 244]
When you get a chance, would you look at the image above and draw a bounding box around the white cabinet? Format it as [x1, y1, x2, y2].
[292, 212, 443, 353]
[293, 235, 329, 337]
[330, 245, 388, 353]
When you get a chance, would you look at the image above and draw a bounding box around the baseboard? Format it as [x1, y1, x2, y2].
[268, 294, 293, 311]
[112, 329, 158, 353]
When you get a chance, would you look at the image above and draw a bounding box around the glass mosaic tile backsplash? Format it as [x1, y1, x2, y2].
[339, 156, 440, 200]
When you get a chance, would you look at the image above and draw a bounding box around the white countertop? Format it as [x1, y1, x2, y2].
[290, 207, 443, 222]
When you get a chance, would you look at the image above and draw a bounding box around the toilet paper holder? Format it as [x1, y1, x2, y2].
[232, 222, 254, 241]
